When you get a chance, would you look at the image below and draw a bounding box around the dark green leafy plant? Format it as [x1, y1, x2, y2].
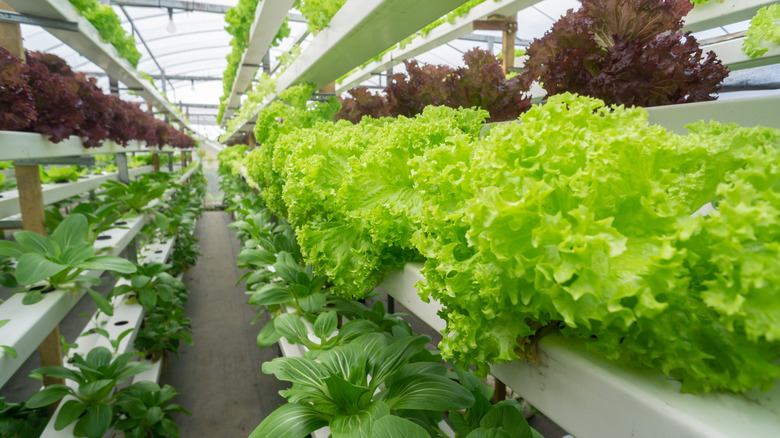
[110, 262, 181, 311]
[134, 277, 193, 359]
[0, 254, 18, 288]
[44, 201, 123, 243]
[450, 367, 539, 438]
[0, 213, 137, 309]
[115, 381, 190, 438]
[0, 397, 48, 438]
[134, 306, 193, 360]
[25, 347, 151, 438]
[101, 175, 168, 215]
[251, 334, 474, 437]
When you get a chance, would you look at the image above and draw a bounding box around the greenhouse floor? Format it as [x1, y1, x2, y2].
[159, 211, 288, 437]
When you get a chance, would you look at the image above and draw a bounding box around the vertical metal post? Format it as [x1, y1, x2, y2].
[116, 152, 130, 183]
[109, 78, 119, 96]
[262, 52, 270, 75]
[387, 295, 395, 314]
[116, 153, 137, 264]
[167, 152, 174, 172]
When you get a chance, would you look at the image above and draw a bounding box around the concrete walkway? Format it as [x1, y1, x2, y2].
[160, 211, 288, 437]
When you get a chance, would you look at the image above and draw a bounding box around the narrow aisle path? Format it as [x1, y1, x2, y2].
[160, 211, 288, 437]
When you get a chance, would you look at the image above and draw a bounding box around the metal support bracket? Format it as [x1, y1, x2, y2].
[0, 220, 23, 230]
[0, 11, 78, 31]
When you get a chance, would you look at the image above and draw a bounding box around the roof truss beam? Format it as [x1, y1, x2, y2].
[109, 0, 229, 14]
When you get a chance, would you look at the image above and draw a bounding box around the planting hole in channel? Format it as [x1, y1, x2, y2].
[29, 284, 56, 294]
[97, 234, 111, 240]
[114, 320, 129, 326]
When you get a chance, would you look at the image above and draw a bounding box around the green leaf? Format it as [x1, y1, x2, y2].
[330, 402, 388, 438]
[1, 345, 18, 358]
[25, 384, 72, 408]
[273, 252, 301, 284]
[313, 311, 338, 340]
[15, 253, 68, 285]
[317, 342, 368, 385]
[22, 289, 43, 305]
[155, 211, 170, 231]
[324, 374, 372, 413]
[370, 335, 430, 387]
[145, 406, 164, 425]
[371, 415, 430, 438]
[0, 240, 24, 258]
[79, 379, 114, 397]
[257, 319, 282, 348]
[87, 289, 114, 316]
[138, 288, 157, 310]
[298, 292, 326, 314]
[34, 365, 80, 381]
[382, 374, 474, 411]
[249, 403, 328, 438]
[274, 313, 310, 345]
[262, 356, 329, 389]
[14, 230, 58, 257]
[479, 403, 533, 438]
[51, 213, 89, 249]
[249, 283, 292, 306]
[55, 400, 86, 430]
[466, 430, 512, 438]
[131, 275, 152, 289]
[59, 242, 96, 265]
[80, 404, 113, 438]
[77, 256, 137, 274]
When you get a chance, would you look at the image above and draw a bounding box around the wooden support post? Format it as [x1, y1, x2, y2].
[146, 99, 154, 114]
[15, 164, 64, 411]
[153, 152, 160, 171]
[501, 18, 517, 74]
[167, 152, 174, 172]
[319, 82, 336, 94]
[387, 295, 395, 314]
[0, 1, 24, 59]
[247, 134, 257, 150]
[473, 15, 517, 74]
[491, 379, 507, 404]
[4, 8, 63, 413]
[181, 151, 187, 168]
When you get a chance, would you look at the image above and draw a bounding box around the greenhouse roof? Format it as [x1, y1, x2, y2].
[12, 0, 767, 140]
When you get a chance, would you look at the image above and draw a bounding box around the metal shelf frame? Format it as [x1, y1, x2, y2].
[220, 0, 296, 125]
[223, 0, 473, 141]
